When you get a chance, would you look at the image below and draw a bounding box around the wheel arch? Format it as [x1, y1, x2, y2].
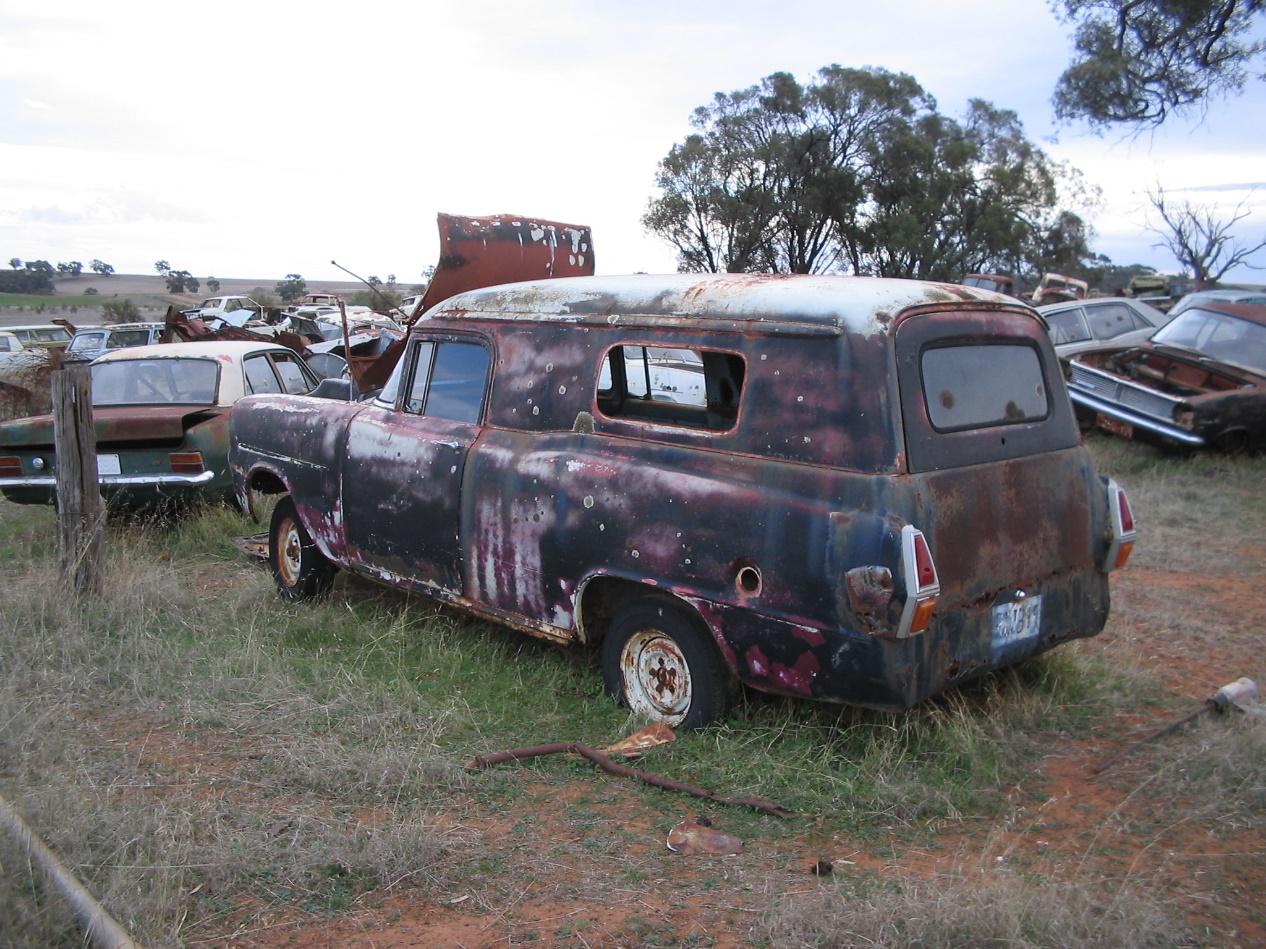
[241, 463, 291, 520]
[574, 573, 738, 676]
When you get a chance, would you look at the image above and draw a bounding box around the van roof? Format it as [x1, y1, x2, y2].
[429, 274, 1016, 335]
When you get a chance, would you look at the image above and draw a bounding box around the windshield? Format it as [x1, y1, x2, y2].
[1151, 308, 1266, 375]
[91, 358, 220, 405]
[68, 332, 107, 352]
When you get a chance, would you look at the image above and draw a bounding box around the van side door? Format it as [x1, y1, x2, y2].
[340, 334, 492, 592]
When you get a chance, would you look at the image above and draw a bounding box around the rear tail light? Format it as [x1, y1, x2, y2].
[898, 525, 941, 637]
[1105, 479, 1136, 571]
[0, 456, 20, 477]
[169, 451, 205, 474]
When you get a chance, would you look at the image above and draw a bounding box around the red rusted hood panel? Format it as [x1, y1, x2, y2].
[349, 212, 595, 393]
[0, 405, 223, 448]
[417, 213, 595, 318]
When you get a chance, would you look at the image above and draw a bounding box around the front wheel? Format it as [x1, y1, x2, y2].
[269, 496, 336, 601]
[602, 599, 732, 729]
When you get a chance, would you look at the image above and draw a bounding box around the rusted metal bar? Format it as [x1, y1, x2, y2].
[52, 363, 104, 595]
[466, 742, 793, 817]
[0, 792, 139, 949]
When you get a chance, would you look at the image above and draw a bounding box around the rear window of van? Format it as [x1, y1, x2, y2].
[921, 344, 1048, 431]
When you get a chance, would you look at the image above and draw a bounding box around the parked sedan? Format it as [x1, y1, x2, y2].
[6, 324, 71, 349]
[64, 322, 164, 361]
[1168, 288, 1266, 318]
[0, 341, 319, 507]
[0, 331, 23, 357]
[1065, 301, 1266, 452]
[1038, 297, 1171, 361]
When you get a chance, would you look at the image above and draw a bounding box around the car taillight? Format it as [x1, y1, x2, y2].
[1105, 479, 1136, 571]
[899, 525, 941, 637]
[1117, 489, 1134, 534]
[169, 451, 205, 474]
[0, 456, 20, 477]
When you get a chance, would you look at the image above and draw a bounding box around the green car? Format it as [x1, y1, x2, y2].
[0, 340, 318, 508]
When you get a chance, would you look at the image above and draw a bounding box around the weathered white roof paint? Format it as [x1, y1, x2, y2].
[427, 274, 1019, 335]
[94, 340, 294, 362]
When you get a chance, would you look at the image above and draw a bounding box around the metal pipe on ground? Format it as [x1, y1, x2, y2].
[0, 792, 139, 949]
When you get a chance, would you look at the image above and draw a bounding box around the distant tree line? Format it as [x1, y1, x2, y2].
[643, 65, 1099, 283]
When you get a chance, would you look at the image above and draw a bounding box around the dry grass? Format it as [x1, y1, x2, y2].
[765, 871, 1188, 948]
[0, 515, 470, 946]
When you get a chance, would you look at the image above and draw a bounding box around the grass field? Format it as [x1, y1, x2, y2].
[1, 435, 1263, 946]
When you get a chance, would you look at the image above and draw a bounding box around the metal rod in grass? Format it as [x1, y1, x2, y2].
[467, 741, 794, 817]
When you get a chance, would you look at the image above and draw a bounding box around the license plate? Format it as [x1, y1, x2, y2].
[992, 595, 1042, 650]
[1096, 413, 1134, 439]
[97, 454, 121, 476]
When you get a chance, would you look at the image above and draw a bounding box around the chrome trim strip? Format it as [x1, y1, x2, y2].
[0, 470, 216, 488]
[239, 445, 327, 471]
[1067, 390, 1205, 446]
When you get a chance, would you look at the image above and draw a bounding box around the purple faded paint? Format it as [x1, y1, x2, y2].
[229, 274, 1128, 718]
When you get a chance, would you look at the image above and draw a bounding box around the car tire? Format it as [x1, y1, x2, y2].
[602, 598, 732, 730]
[269, 496, 336, 601]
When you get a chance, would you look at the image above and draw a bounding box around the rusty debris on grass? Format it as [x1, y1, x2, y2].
[233, 531, 270, 561]
[1093, 676, 1263, 775]
[467, 738, 793, 817]
[666, 818, 743, 855]
[600, 722, 676, 758]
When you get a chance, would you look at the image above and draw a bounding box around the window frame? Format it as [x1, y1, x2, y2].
[593, 340, 746, 434]
[918, 338, 1053, 435]
[391, 332, 493, 424]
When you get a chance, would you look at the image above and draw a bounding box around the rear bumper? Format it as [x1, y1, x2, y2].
[1, 470, 215, 488]
[1, 470, 218, 505]
[694, 569, 1110, 710]
[1067, 389, 1205, 447]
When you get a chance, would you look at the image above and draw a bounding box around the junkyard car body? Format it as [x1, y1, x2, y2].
[962, 273, 1016, 296]
[0, 341, 318, 506]
[1031, 273, 1089, 306]
[6, 324, 71, 349]
[1168, 288, 1266, 319]
[1039, 298, 1171, 361]
[1066, 301, 1266, 451]
[65, 322, 165, 361]
[0, 331, 23, 357]
[231, 274, 1133, 721]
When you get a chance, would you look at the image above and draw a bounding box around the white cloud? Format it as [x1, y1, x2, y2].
[0, 0, 1261, 282]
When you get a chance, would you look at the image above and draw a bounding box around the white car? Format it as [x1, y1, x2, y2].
[0, 330, 24, 358]
[1038, 298, 1171, 360]
[184, 295, 264, 327]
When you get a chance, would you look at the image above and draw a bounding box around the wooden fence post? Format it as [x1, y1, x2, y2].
[52, 363, 104, 595]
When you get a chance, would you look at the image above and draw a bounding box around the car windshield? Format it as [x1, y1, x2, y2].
[1151, 308, 1266, 376]
[68, 332, 108, 352]
[91, 358, 220, 405]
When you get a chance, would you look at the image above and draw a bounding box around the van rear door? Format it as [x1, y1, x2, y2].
[893, 307, 1105, 661]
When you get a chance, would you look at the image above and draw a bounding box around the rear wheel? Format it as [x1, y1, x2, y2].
[269, 496, 335, 601]
[602, 599, 732, 729]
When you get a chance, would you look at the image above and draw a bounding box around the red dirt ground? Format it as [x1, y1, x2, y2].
[80, 539, 1265, 947]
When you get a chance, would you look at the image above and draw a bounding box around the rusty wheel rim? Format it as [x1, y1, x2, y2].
[620, 628, 691, 725]
[277, 518, 303, 588]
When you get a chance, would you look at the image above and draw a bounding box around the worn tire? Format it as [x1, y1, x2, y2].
[269, 496, 336, 601]
[602, 599, 732, 730]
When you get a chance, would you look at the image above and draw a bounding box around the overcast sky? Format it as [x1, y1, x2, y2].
[2, 0, 1263, 284]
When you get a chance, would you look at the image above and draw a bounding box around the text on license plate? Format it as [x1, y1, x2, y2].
[992, 595, 1042, 650]
[97, 454, 121, 476]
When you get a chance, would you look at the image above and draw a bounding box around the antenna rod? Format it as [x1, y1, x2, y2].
[330, 259, 406, 325]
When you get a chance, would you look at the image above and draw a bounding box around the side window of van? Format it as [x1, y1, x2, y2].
[404, 340, 491, 423]
[597, 345, 744, 432]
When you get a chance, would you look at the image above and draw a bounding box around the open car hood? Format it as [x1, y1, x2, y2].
[348, 212, 595, 391]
